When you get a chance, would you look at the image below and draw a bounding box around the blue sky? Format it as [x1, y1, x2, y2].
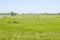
[0, 0, 60, 13]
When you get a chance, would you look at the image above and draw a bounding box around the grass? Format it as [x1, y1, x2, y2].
[0, 14, 60, 40]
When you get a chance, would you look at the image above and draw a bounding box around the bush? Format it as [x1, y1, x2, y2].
[13, 21, 18, 23]
[3, 16, 6, 18]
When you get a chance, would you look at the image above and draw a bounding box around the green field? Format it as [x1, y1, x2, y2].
[0, 14, 60, 40]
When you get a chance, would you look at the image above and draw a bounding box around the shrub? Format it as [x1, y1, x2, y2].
[13, 21, 18, 23]
[3, 16, 6, 18]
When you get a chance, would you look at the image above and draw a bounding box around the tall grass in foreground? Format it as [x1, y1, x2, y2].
[0, 14, 60, 40]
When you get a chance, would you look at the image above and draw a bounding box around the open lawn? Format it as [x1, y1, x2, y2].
[0, 14, 60, 40]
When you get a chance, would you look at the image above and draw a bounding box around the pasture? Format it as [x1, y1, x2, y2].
[0, 14, 60, 40]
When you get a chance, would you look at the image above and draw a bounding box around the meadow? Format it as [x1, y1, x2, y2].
[0, 14, 60, 40]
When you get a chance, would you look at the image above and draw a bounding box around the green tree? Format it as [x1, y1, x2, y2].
[10, 11, 17, 16]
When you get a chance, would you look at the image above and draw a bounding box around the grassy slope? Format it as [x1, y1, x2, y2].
[0, 14, 60, 40]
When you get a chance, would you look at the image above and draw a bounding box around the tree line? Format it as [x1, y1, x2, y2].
[0, 11, 17, 16]
[0, 12, 60, 16]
